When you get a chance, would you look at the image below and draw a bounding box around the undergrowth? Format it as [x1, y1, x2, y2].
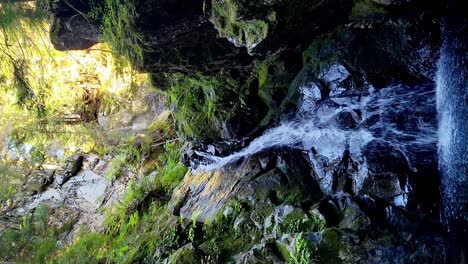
[90, 0, 145, 72]
[0, 204, 74, 263]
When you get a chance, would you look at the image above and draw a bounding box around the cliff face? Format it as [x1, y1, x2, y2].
[15, 0, 461, 262]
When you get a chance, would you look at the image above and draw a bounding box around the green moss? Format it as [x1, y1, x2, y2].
[168, 244, 201, 264]
[278, 209, 326, 235]
[317, 229, 346, 264]
[302, 26, 349, 74]
[200, 201, 262, 261]
[250, 57, 295, 133]
[276, 242, 291, 262]
[250, 203, 274, 229]
[350, 0, 388, 20]
[165, 73, 247, 141]
[90, 0, 145, 71]
[211, 0, 269, 53]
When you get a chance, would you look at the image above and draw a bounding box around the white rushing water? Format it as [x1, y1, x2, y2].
[197, 83, 437, 172]
[437, 19, 468, 232]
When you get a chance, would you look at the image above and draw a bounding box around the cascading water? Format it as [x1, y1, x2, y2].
[436, 11, 468, 262]
[197, 83, 438, 175]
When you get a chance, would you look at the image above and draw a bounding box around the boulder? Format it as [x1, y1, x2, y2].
[169, 149, 324, 223]
[234, 240, 284, 264]
[361, 140, 411, 201]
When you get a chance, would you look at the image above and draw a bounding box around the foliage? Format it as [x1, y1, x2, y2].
[91, 0, 145, 71]
[51, 138, 188, 263]
[0, 204, 74, 263]
[250, 57, 294, 133]
[0, 161, 25, 201]
[289, 233, 316, 264]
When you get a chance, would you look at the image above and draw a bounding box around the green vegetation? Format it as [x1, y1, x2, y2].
[49, 137, 188, 263]
[90, 0, 145, 71]
[0, 204, 74, 263]
[289, 233, 316, 264]
[302, 26, 348, 74]
[251, 57, 295, 133]
[350, 0, 387, 20]
[165, 73, 248, 141]
[211, 0, 270, 52]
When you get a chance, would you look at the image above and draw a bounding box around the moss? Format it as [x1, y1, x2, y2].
[165, 73, 247, 141]
[249, 57, 295, 134]
[278, 209, 326, 235]
[276, 242, 291, 262]
[168, 244, 201, 264]
[302, 26, 349, 74]
[250, 203, 275, 229]
[350, 0, 388, 20]
[275, 184, 309, 206]
[211, 0, 270, 53]
[200, 200, 262, 261]
[317, 229, 346, 264]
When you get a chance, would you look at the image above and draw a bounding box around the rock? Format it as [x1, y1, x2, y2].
[361, 140, 411, 201]
[21, 170, 54, 194]
[54, 155, 84, 186]
[170, 149, 324, 223]
[370, 0, 410, 6]
[168, 158, 263, 222]
[335, 109, 360, 130]
[234, 240, 284, 264]
[210, 0, 351, 56]
[302, 16, 441, 87]
[306, 226, 446, 264]
[2, 154, 132, 244]
[337, 197, 371, 231]
[50, 16, 101, 51]
[167, 244, 202, 264]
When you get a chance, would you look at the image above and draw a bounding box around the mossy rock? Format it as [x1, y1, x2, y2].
[211, 0, 273, 53]
[165, 73, 244, 141]
[277, 208, 326, 235]
[350, 0, 388, 20]
[168, 243, 202, 264]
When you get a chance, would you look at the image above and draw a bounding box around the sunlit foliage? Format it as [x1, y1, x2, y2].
[0, 1, 149, 203]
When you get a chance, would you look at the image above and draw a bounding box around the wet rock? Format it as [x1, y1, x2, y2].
[337, 197, 371, 231]
[210, 0, 351, 56]
[234, 240, 284, 264]
[21, 170, 55, 195]
[306, 226, 445, 264]
[302, 16, 441, 87]
[335, 109, 360, 130]
[361, 140, 411, 201]
[169, 158, 263, 222]
[171, 149, 324, 223]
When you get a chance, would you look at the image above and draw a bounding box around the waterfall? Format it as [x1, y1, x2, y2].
[436, 13, 468, 260]
[197, 83, 437, 172]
